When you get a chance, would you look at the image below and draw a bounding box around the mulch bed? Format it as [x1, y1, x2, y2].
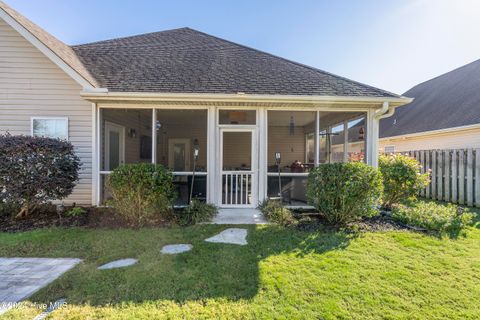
[0, 206, 172, 233]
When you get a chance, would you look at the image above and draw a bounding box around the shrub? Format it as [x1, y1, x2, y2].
[307, 162, 383, 225]
[0, 134, 81, 218]
[392, 201, 475, 234]
[65, 206, 87, 217]
[176, 200, 217, 226]
[379, 154, 430, 209]
[258, 199, 295, 226]
[107, 163, 176, 224]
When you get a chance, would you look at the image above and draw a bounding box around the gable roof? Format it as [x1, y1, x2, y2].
[0, 0, 97, 87]
[380, 59, 480, 138]
[72, 28, 399, 97]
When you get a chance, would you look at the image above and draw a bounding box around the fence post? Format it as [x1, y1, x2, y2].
[467, 149, 474, 206]
[420, 150, 425, 197]
[437, 150, 443, 201]
[459, 150, 465, 205]
[425, 151, 431, 199]
[452, 150, 458, 203]
[475, 149, 480, 208]
[431, 150, 437, 199]
[444, 150, 450, 202]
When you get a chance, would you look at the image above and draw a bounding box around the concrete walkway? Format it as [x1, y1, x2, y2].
[211, 208, 267, 224]
[0, 258, 80, 315]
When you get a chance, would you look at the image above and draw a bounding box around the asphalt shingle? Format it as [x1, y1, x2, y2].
[380, 59, 480, 137]
[72, 28, 399, 97]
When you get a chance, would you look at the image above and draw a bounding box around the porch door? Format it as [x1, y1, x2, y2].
[220, 129, 257, 207]
[104, 121, 125, 171]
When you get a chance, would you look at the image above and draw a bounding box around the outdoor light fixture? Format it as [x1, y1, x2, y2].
[155, 120, 162, 130]
[190, 138, 200, 204]
[127, 128, 137, 138]
[275, 152, 281, 164]
[275, 152, 282, 201]
[193, 139, 200, 159]
[358, 126, 365, 140]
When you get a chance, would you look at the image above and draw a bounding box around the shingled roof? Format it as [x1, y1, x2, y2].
[72, 28, 399, 97]
[380, 59, 480, 138]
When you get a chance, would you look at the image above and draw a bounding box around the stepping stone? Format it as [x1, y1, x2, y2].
[205, 228, 248, 245]
[98, 258, 137, 270]
[160, 244, 193, 254]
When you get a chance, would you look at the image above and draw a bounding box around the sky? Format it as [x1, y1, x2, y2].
[5, 0, 480, 95]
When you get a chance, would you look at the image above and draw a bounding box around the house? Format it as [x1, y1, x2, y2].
[380, 59, 480, 153]
[0, 1, 411, 208]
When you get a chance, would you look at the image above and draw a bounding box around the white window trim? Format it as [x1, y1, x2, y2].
[30, 116, 69, 140]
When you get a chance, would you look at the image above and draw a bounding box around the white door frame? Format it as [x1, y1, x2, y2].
[103, 121, 125, 171]
[218, 127, 258, 208]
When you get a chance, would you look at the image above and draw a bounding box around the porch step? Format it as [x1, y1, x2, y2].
[211, 208, 268, 225]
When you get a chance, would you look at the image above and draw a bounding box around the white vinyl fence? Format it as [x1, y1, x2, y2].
[404, 149, 479, 207]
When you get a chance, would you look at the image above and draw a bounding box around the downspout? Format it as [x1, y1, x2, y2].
[370, 101, 393, 167]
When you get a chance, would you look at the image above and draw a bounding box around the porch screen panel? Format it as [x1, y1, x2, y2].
[156, 109, 208, 205]
[318, 111, 367, 164]
[267, 111, 315, 206]
[267, 111, 316, 173]
[100, 108, 153, 171]
[347, 117, 366, 162]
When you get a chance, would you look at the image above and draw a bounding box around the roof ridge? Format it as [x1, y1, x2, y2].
[184, 28, 401, 98]
[72, 27, 190, 47]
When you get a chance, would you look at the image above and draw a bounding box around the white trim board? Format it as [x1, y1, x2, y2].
[380, 123, 480, 141]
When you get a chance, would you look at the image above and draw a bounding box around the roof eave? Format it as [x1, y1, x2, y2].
[80, 91, 413, 107]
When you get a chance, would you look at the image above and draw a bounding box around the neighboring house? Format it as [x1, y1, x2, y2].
[0, 1, 411, 208]
[380, 59, 480, 153]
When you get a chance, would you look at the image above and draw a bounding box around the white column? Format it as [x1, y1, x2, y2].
[91, 103, 97, 206]
[315, 111, 320, 166]
[258, 108, 267, 203]
[151, 109, 157, 164]
[95, 104, 101, 206]
[365, 108, 379, 167]
[207, 106, 216, 204]
[343, 120, 349, 162]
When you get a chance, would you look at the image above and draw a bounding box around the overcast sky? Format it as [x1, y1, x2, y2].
[5, 0, 480, 95]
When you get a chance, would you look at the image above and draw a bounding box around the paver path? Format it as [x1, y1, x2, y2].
[0, 258, 80, 315]
[161, 244, 192, 254]
[205, 228, 248, 245]
[98, 258, 137, 270]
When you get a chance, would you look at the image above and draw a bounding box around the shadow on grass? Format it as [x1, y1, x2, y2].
[26, 225, 355, 306]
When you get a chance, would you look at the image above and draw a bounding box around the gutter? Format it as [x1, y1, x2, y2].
[80, 91, 413, 107]
[374, 101, 396, 119]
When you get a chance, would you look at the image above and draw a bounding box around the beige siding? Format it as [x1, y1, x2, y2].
[380, 127, 480, 152]
[0, 19, 92, 205]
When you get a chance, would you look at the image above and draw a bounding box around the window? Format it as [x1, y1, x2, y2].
[219, 110, 256, 125]
[384, 145, 395, 154]
[31, 117, 68, 140]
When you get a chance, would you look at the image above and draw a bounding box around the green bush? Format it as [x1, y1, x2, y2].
[307, 162, 383, 225]
[392, 201, 475, 234]
[176, 200, 217, 226]
[258, 199, 295, 226]
[107, 163, 176, 224]
[65, 206, 87, 217]
[0, 134, 81, 218]
[379, 154, 430, 209]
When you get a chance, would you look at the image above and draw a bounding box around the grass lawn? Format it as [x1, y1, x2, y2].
[1, 221, 480, 319]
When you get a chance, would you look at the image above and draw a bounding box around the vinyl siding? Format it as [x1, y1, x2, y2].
[0, 19, 93, 205]
[379, 127, 480, 152]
